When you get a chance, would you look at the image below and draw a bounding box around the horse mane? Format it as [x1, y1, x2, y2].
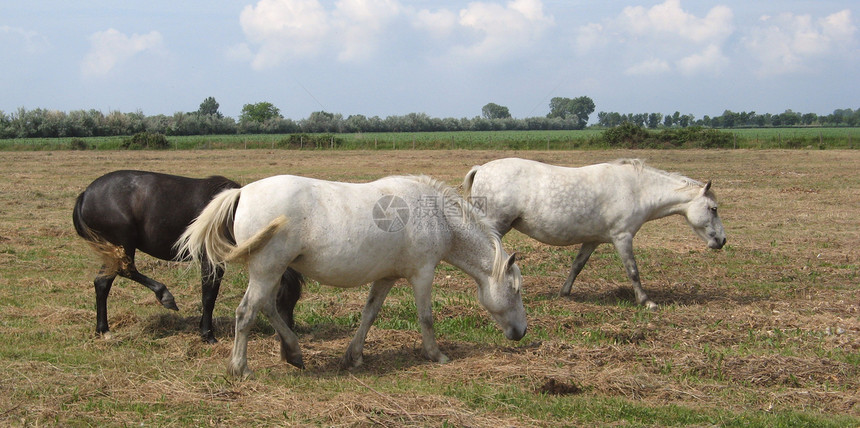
[611, 158, 707, 192]
[399, 175, 514, 289]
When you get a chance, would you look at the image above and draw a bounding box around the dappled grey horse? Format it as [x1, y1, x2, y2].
[463, 158, 726, 309]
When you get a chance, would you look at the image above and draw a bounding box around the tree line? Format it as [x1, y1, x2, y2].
[0, 96, 594, 139]
[597, 108, 860, 128]
[1, 95, 856, 139]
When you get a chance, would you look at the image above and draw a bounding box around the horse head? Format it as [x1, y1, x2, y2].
[685, 181, 727, 250]
[478, 251, 527, 341]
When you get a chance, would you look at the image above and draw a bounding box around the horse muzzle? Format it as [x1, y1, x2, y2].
[505, 324, 527, 341]
[709, 236, 727, 249]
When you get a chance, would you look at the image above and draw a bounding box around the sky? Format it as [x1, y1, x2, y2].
[2, 0, 858, 122]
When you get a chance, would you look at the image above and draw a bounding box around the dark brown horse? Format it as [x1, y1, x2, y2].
[73, 170, 302, 343]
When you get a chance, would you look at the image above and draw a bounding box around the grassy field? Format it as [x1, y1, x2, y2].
[0, 127, 857, 150]
[0, 149, 858, 426]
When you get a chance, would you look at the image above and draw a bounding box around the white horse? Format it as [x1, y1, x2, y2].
[177, 174, 526, 378]
[463, 158, 726, 309]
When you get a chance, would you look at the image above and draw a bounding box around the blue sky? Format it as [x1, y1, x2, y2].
[2, 0, 857, 122]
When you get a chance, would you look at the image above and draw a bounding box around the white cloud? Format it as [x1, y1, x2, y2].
[333, 0, 402, 62]
[239, 0, 330, 69]
[744, 9, 856, 76]
[676, 44, 728, 75]
[80, 29, 163, 77]
[412, 8, 458, 37]
[625, 58, 671, 76]
[452, 0, 554, 62]
[237, 0, 555, 68]
[1, 25, 50, 55]
[239, 0, 403, 67]
[575, 0, 734, 77]
[574, 23, 605, 54]
[620, 0, 733, 44]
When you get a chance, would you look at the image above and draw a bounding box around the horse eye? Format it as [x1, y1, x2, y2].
[709, 207, 718, 213]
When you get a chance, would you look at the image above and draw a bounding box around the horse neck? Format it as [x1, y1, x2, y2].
[443, 221, 498, 286]
[639, 170, 699, 221]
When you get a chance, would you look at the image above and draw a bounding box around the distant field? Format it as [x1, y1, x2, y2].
[0, 127, 856, 150]
[0, 149, 857, 426]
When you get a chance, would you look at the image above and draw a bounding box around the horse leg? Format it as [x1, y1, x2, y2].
[118, 250, 178, 311]
[559, 242, 599, 297]
[259, 288, 303, 370]
[613, 236, 658, 310]
[411, 268, 448, 364]
[230, 267, 302, 379]
[199, 262, 224, 344]
[342, 278, 397, 369]
[277, 268, 303, 331]
[276, 269, 303, 362]
[94, 266, 117, 339]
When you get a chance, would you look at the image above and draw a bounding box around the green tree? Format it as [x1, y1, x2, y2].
[647, 112, 663, 129]
[239, 102, 282, 123]
[197, 97, 222, 118]
[481, 103, 511, 120]
[547, 96, 595, 129]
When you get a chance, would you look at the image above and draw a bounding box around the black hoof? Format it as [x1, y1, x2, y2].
[201, 331, 218, 344]
[160, 295, 179, 311]
[287, 355, 305, 370]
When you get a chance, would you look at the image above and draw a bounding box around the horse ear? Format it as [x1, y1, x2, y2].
[702, 180, 712, 194]
[506, 252, 517, 270]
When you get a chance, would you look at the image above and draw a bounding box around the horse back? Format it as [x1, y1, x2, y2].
[234, 175, 449, 286]
[472, 158, 640, 244]
[76, 170, 239, 260]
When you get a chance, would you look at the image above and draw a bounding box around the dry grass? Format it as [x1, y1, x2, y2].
[0, 149, 858, 426]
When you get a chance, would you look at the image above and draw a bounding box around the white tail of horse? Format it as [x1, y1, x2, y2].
[175, 188, 240, 271]
[462, 165, 480, 198]
[175, 188, 289, 271]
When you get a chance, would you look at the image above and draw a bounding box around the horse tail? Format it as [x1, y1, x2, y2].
[176, 188, 289, 271]
[73, 191, 127, 275]
[175, 188, 243, 271]
[462, 165, 480, 198]
[225, 215, 288, 262]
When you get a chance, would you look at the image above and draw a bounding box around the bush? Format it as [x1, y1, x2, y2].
[671, 127, 732, 148]
[121, 132, 170, 150]
[68, 138, 89, 150]
[596, 124, 735, 149]
[602, 122, 650, 148]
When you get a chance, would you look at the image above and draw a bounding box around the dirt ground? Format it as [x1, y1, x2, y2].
[0, 149, 857, 426]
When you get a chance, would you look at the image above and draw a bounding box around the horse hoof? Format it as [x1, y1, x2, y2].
[161, 295, 179, 311]
[201, 333, 218, 344]
[100, 331, 114, 340]
[228, 364, 253, 380]
[287, 355, 305, 370]
[341, 353, 363, 370]
[645, 301, 659, 311]
[423, 350, 449, 364]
